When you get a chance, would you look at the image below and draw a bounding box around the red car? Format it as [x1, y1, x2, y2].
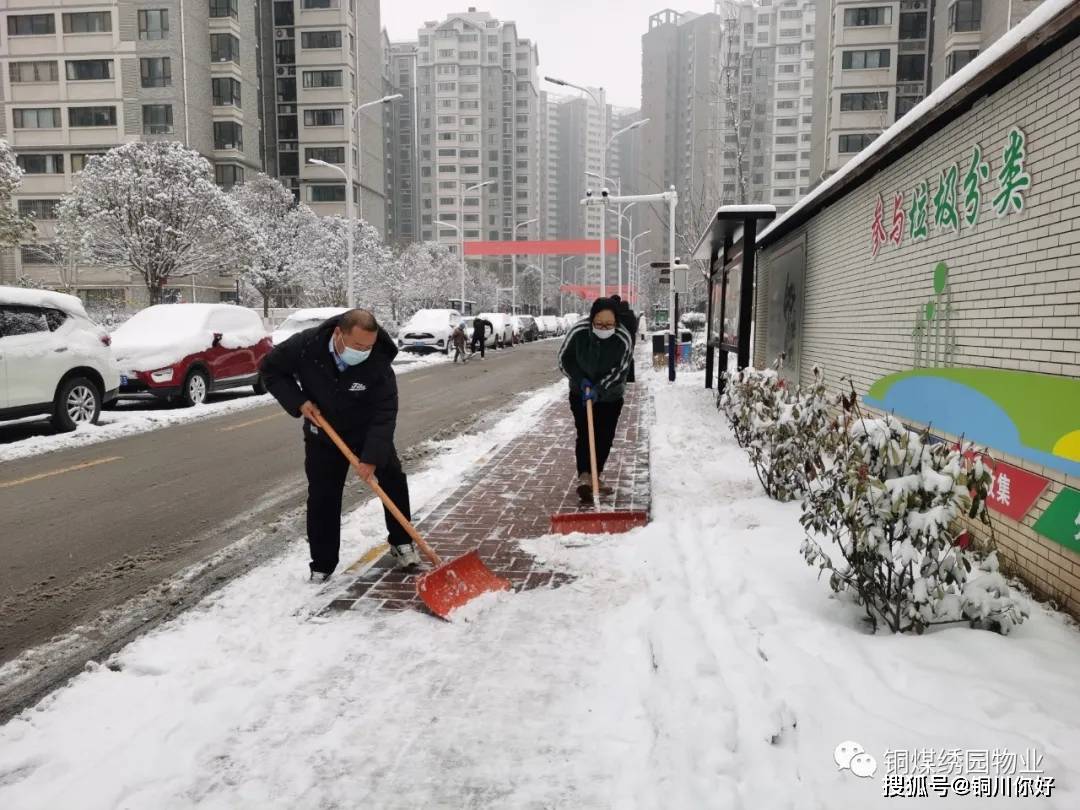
[111, 304, 272, 406]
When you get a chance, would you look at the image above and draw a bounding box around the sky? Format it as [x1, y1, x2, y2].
[381, 0, 718, 109]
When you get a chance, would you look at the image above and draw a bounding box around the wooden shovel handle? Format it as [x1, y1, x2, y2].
[312, 413, 443, 567]
[585, 395, 600, 502]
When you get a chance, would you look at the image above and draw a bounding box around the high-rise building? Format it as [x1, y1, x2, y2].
[383, 36, 418, 245]
[261, 0, 387, 233]
[640, 2, 815, 271]
[1, 0, 264, 297]
[811, 0, 1044, 181]
[412, 8, 540, 295]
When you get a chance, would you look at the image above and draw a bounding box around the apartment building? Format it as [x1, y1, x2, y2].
[811, 0, 1044, 180]
[1, 0, 263, 299]
[383, 36, 418, 245]
[261, 0, 386, 233]
[412, 8, 540, 289]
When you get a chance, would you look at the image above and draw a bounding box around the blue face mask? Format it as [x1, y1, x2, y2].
[334, 333, 371, 366]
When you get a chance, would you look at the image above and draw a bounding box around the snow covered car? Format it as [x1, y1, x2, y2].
[511, 315, 539, 343]
[111, 304, 271, 406]
[477, 313, 513, 349]
[397, 308, 462, 354]
[272, 307, 348, 345]
[535, 316, 562, 338]
[0, 286, 120, 431]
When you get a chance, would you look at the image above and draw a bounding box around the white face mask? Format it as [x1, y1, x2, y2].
[592, 327, 616, 340]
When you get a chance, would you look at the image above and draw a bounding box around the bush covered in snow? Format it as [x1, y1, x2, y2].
[800, 414, 1027, 635]
[718, 362, 838, 501]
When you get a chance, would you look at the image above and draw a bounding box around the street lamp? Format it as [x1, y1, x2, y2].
[511, 216, 538, 315]
[435, 219, 465, 316]
[559, 256, 577, 316]
[458, 179, 496, 314]
[600, 118, 649, 295]
[309, 91, 401, 308]
[633, 248, 652, 307]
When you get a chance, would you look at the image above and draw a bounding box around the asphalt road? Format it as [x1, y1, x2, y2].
[0, 341, 562, 672]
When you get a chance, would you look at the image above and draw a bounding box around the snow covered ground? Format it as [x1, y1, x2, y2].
[0, 351, 449, 464]
[1, 372, 1077, 809]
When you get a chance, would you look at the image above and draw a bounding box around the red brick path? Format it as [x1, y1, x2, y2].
[326, 379, 651, 615]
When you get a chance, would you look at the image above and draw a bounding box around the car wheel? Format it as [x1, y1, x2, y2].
[181, 369, 210, 407]
[53, 376, 102, 432]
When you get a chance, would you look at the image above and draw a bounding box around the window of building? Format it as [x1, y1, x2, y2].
[899, 12, 928, 39]
[211, 33, 240, 62]
[838, 133, 876, 153]
[840, 91, 888, 111]
[896, 95, 921, 118]
[13, 108, 62, 129]
[70, 153, 104, 173]
[301, 30, 341, 49]
[309, 185, 345, 203]
[436, 81, 456, 92]
[776, 117, 796, 127]
[140, 57, 171, 87]
[213, 121, 243, 149]
[301, 0, 338, 8]
[65, 59, 112, 81]
[948, 0, 981, 33]
[276, 77, 296, 102]
[17, 154, 64, 174]
[9, 61, 59, 83]
[775, 153, 796, 162]
[946, 48, 979, 76]
[777, 63, 798, 74]
[275, 38, 296, 64]
[841, 49, 890, 69]
[843, 7, 891, 27]
[7, 14, 56, 36]
[211, 77, 241, 106]
[69, 106, 116, 127]
[302, 70, 343, 89]
[142, 104, 173, 134]
[209, 0, 240, 19]
[18, 199, 61, 220]
[62, 12, 112, 33]
[138, 9, 169, 40]
[305, 147, 345, 164]
[775, 135, 797, 145]
[776, 100, 797, 110]
[897, 53, 926, 81]
[304, 108, 344, 127]
[273, 1, 295, 25]
[279, 152, 299, 175]
[210, 164, 242, 190]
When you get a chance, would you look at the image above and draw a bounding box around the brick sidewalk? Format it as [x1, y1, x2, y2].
[326, 376, 652, 615]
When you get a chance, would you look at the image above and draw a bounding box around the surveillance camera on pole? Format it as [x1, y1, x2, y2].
[600, 187, 610, 198]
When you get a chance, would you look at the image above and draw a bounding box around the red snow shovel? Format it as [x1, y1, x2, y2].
[314, 414, 510, 619]
[549, 391, 648, 535]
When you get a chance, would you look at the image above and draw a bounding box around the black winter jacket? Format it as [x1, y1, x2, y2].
[259, 317, 400, 467]
[472, 317, 493, 338]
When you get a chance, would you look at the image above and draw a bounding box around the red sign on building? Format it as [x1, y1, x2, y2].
[968, 453, 1050, 522]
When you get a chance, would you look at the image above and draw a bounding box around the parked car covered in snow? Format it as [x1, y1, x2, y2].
[0, 286, 120, 431]
[478, 313, 513, 349]
[511, 315, 539, 343]
[111, 304, 271, 406]
[397, 308, 462, 354]
[271, 307, 348, 345]
[535, 315, 563, 338]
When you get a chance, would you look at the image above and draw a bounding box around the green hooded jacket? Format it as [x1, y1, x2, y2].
[557, 318, 634, 403]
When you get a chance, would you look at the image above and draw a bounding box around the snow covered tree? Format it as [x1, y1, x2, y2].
[56, 141, 251, 305]
[800, 412, 1027, 635]
[0, 139, 33, 248]
[231, 174, 313, 316]
[299, 215, 391, 309]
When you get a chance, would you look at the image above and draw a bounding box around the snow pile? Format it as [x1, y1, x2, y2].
[1, 374, 1077, 808]
[758, 0, 1076, 245]
[110, 304, 266, 371]
[400, 308, 457, 335]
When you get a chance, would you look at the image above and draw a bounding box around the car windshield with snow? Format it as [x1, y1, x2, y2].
[111, 304, 271, 406]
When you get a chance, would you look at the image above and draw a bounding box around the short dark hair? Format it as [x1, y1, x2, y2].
[340, 309, 378, 333]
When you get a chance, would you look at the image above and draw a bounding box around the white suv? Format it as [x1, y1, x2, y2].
[0, 286, 120, 431]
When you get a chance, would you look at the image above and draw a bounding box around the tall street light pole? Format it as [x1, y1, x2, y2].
[436, 219, 464, 314]
[559, 256, 576, 316]
[633, 248, 652, 307]
[312, 92, 401, 308]
[512, 216, 538, 315]
[460, 179, 496, 314]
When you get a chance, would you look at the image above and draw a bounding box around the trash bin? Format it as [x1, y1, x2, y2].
[651, 333, 666, 355]
[677, 342, 693, 364]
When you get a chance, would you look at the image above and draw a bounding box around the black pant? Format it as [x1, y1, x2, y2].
[304, 438, 412, 574]
[470, 332, 486, 357]
[569, 393, 624, 476]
